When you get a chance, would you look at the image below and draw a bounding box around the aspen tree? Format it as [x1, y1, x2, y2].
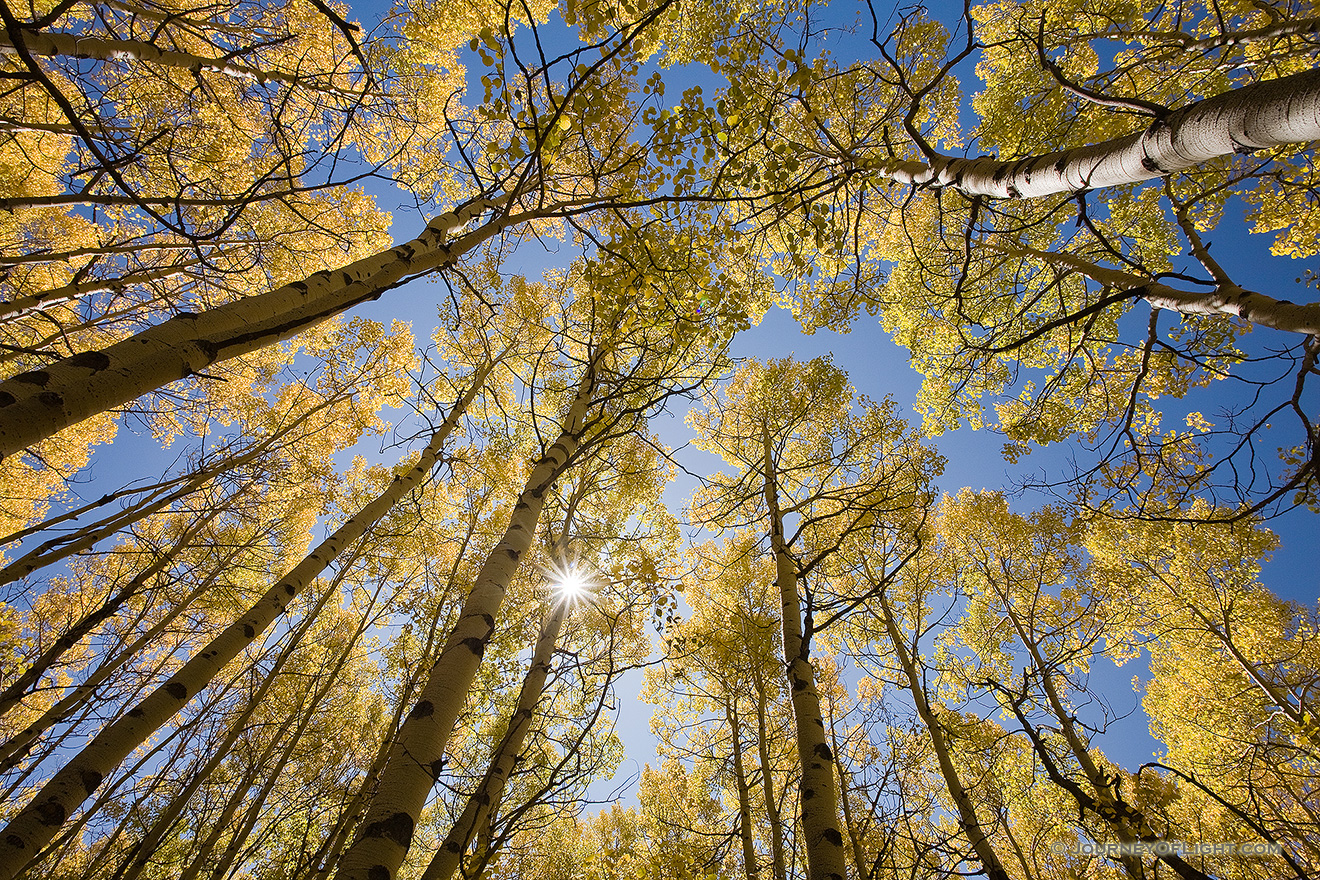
[690, 358, 939, 880]
[869, 585, 1011, 880]
[0, 364, 491, 878]
[419, 590, 569, 880]
[936, 492, 1209, 880]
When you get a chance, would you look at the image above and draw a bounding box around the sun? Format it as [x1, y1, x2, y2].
[544, 560, 596, 606]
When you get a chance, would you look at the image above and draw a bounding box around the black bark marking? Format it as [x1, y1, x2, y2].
[821, 828, 844, 847]
[504, 548, 520, 560]
[38, 391, 64, 407]
[0, 392, 14, 407]
[368, 867, 391, 880]
[364, 811, 414, 847]
[813, 743, 834, 761]
[165, 681, 187, 701]
[79, 769, 103, 795]
[192, 339, 220, 364]
[128, 707, 144, 718]
[285, 584, 296, 595]
[408, 700, 434, 719]
[35, 799, 66, 827]
[802, 786, 816, 800]
[5, 834, 23, 848]
[12, 370, 50, 386]
[429, 757, 446, 780]
[460, 637, 486, 657]
[242, 624, 255, 639]
[67, 351, 111, 372]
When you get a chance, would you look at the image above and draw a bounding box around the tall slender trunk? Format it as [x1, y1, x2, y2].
[304, 530, 478, 880]
[725, 697, 760, 880]
[760, 430, 848, 880]
[0, 370, 485, 880]
[0, 192, 524, 457]
[752, 671, 788, 880]
[876, 68, 1320, 198]
[826, 698, 870, 880]
[0, 557, 232, 772]
[875, 589, 1010, 880]
[334, 363, 598, 880]
[0, 262, 194, 324]
[198, 602, 373, 880]
[419, 599, 568, 880]
[174, 715, 299, 880]
[1001, 606, 1210, 880]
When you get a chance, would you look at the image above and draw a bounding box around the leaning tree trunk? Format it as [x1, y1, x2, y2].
[108, 558, 361, 880]
[0, 262, 194, 324]
[1003, 606, 1211, 880]
[0, 369, 487, 880]
[877, 68, 1320, 198]
[992, 241, 1320, 337]
[334, 361, 598, 880]
[0, 497, 232, 720]
[875, 590, 1011, 880]
[0, 192, 525, 458]
[760, 431, 849, 880]
[419, 597, 568, 880]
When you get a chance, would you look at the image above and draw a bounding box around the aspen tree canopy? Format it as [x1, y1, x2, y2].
[0, 1, 1316, 880]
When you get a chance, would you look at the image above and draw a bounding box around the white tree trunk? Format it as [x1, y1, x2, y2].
[419, 599, 568, 880]
[761, 432, 849, 880]
[878, 69, 1320, 198]
[997, 242, 1320, 336]
[875, 590, 1010, 880]
[334, 367, 596, 880]
[0, 193, 523, 459]
[0, 29, 361, 97]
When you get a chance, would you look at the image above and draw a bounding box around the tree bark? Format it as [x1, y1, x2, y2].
[0, 499, 229, 720]
[0, 263, 193, 324]
[0, 369, 485, 880]
[877, 68, 1320, 198]
[725, 698, 760, 880]
[761, 429, 849, 880]
[419, 599, 568, 880]
[752, 670, 788, 880]
[0, 28, 364, 98]
[994, 241, 1320, 337]
[874, 589, 1011, 880]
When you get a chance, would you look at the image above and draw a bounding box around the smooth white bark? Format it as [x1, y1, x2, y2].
[419, 600, 568, 880]
[0, 194, 521, 458]
[878, 69, 1320, 198]
[761, 431, 849, 880]
[0, 29, 362, 97]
